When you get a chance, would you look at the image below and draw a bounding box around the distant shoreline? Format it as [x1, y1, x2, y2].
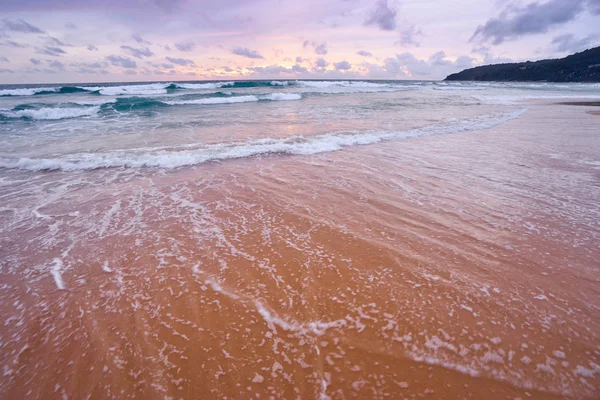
[557, 101, 600, 106]
[446, 46, 600, 83]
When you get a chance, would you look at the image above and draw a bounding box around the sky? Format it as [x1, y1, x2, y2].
[0, 0, 598, 84]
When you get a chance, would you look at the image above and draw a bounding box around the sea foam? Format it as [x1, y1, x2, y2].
[0, 106, 100, 120]
[0, 108, 527, 171]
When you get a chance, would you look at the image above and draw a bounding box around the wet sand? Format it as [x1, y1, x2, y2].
[0, 101, 599, 399]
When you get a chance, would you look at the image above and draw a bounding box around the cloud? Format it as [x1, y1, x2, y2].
[314, 43, 328, 55]
[0, 56, 8, 63]
[175, 41, 196, 52]
[1, 40, 27, 48]
[30, 58, 41, 65]
[2, 19, 44, 34]
[292, 64, 309, 74]
[37, 46, 67, 56]
[364, 0, 397, 31]
[384, 51, 475, 78]
[121, 45, 154, 58]
[472, 0, 586, 45]
[232, 47, 264, 59]
[397, 25, 422, 47]
[334, 60, 352, 70]
[48, 60, 65, 70]
[44, 36, 72, 47]
[165, 56, 195, 66]
[132, 33, 151, 45]
[587, 0, 600, 15]
[303, 41, 328, 55]
[87, 45, 99, 51]
[428, 51, 451, 66]
[315, 58, 329, 68]
[161, 63, 174, 69]
[65, 23, 77, 30]
[357, 50, 373, 57]
[72, 61, 109, 71]
[472, 46, 514, 64]
[106, 55, 137, 68]
[551, 34, 597, 53]
[296, 56, 305, 63]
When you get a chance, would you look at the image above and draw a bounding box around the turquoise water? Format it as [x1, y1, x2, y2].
[0, 80, 598, 170]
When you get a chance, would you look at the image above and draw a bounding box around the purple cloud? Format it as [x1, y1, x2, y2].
[334, 60, 352, 70]
[106, 55, 137, 68]
[121, 45, 154, 59]
[551, 34, 597, 53]
[37, 46, 67, 56]
[165, 56, 195, 66]
[2, 19, 44, 34]
[87, 45, 99, 51]
[175, 41, 196, 52]
[472, 0, 586, 45]
[397, 25, 422, 47]
[232, 47, 264, 59]
[315, 58, 328, 67]
[132, 33, 151, 45]
[357, 50, 373, 57]
[48, 60, 65, 70]
[364, 0, 397, 31]
[1, 40, 27, 48]
[303, 41, 328, 55]
[314, 43, 328, 55]
[29, 58, 41, 65]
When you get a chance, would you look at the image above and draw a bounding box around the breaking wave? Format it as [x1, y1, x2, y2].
[0, 108, 527, 171]
[0, 106, 100, 120]
[164, 93, 302, 105]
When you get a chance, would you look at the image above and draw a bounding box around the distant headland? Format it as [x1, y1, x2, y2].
[445, 46, 600, 82]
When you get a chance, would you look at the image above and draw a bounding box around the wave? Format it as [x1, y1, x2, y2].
[79, 83, 171, 96]
[164, 93, 302, 105]
[433, 86, 488, 91]
[0, 93, 302, 119]
[0, 108, 527, 171]
[295, 80, 392, 88]
[0, 87, 59, 96]
[0, 80, 403, 97]
[0, 106, 100, 120]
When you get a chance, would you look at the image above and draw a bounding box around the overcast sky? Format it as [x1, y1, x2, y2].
[0, 0, 598, 83]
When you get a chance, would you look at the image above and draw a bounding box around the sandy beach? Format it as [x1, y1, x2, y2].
[0, 98, 598, 399]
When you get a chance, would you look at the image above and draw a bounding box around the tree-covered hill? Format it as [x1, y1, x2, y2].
[445, 47, 600, 82]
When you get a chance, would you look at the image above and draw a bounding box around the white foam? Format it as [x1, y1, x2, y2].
[270, 81, 289, 86]
[176, 82, 235, 90]
[433, 86, 488, 91]
[165, 95, 260, 105]
[0, 87, 58, 96]
[50, 258, 65, 290]
[296, 80, 389, 88]
[79, 83, 170, 96]
[73, 99, 117, 106]
[102, 261, 113, 273]
[165, 93, 302, 105]
[261, 93, 302, 101]
[0, 108, 527, 171]
[0, 106, 100, 120]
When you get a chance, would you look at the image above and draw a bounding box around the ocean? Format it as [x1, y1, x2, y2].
[0, 80, 599, 399]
